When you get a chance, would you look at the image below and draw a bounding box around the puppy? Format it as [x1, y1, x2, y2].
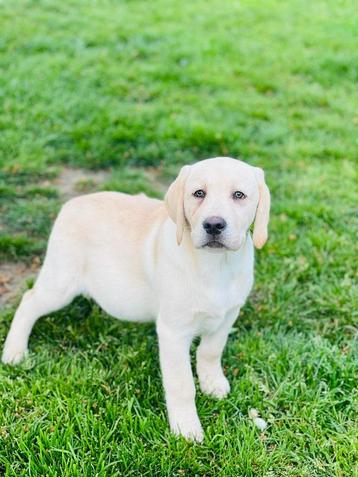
[2, 157, 270, 442]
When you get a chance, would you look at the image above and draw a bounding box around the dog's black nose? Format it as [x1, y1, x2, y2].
[203, 216, 227, 236]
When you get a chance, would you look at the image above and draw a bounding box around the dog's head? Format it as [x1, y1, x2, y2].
[165, 157, 270, 251]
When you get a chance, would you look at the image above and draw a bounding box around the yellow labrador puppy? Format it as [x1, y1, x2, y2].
[2, 156, 270, 442]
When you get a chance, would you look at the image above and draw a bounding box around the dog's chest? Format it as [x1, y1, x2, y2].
[191, 279, 241, 335]
[184, 253, 254, 335]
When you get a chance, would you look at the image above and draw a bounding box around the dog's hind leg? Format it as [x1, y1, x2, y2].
[2, 239, 81, 365]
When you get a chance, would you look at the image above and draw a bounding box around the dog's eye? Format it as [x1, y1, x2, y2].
[233, 191, 246, 200]
[193, 190, 206, 198]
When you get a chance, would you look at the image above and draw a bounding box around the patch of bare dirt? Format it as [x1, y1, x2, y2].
[0, 259, 40, 307]
[143, 167, 169, 194]
[48, 167, 111, 200]
[42, 166, 168, 201]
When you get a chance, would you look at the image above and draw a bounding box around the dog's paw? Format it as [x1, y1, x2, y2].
[170, 415, 204, 442]
[2, 342, 27, 365]
[199, 372, 230, 399]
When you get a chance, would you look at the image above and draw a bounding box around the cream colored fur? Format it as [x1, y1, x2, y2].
[2, 157, 270, 442]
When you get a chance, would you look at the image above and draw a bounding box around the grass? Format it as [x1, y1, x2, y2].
[0, 0, 357, 475]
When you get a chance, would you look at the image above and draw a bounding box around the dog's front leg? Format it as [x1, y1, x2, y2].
[196, 310, 239, 399]
[157, 319, 203, 442]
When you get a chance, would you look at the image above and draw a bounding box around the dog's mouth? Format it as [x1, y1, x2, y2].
[203, 240, 226, 249]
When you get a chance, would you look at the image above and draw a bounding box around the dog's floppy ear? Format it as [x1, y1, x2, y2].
[165, 165, 191, 245]
[253, 167, 271, 249]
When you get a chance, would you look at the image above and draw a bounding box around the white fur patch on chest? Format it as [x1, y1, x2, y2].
[194, 310, 228, 335]
[191, 284, 242, 335]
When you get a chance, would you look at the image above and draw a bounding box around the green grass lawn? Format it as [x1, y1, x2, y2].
[0, 0, 357, 475]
